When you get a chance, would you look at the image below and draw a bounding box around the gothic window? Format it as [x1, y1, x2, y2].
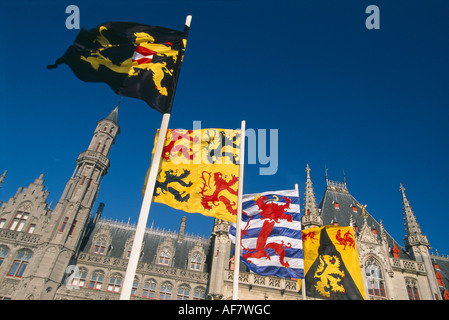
[158, 248, 171, 266]
[88, 271, 104, 290]
[109, 127, 114, 134]
[131, 278, 139, 296]
[0, 246, 8, 267]
[93, 236, 108, 255]
[159, 282, 172, 300]
[9, 211, 30, 232]
[107, 273, 123, 293]
[0, 219, 6, 228]
[95, 143, 101, 152]
[71, 268, 87, 288]
[406, 278, 420, 300]
[189, 252, 203, 271]
[60, 217, 69, 232]
[177, 285, 190, 300]
[365, 257, 387, 299]
[142, 279, 156, 299]
[68, 220, 77, 236]
[7, 250, 32, 278]
[193, 287, 206, 300]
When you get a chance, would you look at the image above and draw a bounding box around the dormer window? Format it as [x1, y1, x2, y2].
[333, 202, 339, 209]
[352, 205, 357, 213]
[158, 248, 171, 266]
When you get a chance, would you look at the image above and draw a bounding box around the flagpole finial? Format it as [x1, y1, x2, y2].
[185, 15, 192, 27]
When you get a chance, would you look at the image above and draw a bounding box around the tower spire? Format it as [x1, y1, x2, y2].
[0, 170, 6, 188]
[302, 164, 323, 229]
[400, 183, 429, 248]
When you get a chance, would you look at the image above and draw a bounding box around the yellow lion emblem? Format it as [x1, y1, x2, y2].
[80, 26, 180, 96]
[313, 255, 346, 298]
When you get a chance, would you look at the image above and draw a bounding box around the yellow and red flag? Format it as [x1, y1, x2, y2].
[144, 128, 241, 222]
[302, 226, 365, 300]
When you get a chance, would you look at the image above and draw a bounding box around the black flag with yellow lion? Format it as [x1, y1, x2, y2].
[48, 22, 187, 113]
[302, 226, 365, 300]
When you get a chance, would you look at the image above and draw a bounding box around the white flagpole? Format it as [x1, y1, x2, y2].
[295, 183, 307, 300]
[120, 15, 192, 300]
[232, 120, 246, 300]
[120, 113, 170, 300]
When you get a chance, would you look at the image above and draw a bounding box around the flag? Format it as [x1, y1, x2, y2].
[229, 190, 304, 279]
[48, 22, 187, 113]
[146, 128, 241, 222]
[302, 226, 365, 300]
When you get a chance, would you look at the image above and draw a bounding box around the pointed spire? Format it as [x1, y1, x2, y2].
[302, 165, 323, 229]
[400, 183, 423, 237]
[104, 106, 119, 125]
[400, 183, 429, 249]
[303, 164, 319, 216]
[0, 170, 7, 188]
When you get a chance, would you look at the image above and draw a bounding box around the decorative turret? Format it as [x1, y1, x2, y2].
[301, 164, 323, 229]
[399, 183, 442, 300]
[400, 183, 429, 249]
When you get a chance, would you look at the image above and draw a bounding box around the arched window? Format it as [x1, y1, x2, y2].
[158, 248, 171, 266]
[177, 285, 190, 300]
[159, 282, 172, 300]
[193, 287, 206, 300]
[365, 257, 386, 299]
[0, 246, 9, 267]
[131, 277, 139, 296]
[142, 279, 156, 299]
[71, 268, 87, 288]
[88, 271, 104, 290]
[7, 250, 32, 278]
[107, 273, 123, 293]
[93, 237, 108, 255]
[189, 253, 202, 271]
[406, 278, 420, 300]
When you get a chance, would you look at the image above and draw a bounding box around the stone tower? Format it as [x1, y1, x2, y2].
[400, 183, 441, 300]
[13, 107, 119, 300]
[208, 218, 232, 299]
[301, 164, 322, 229]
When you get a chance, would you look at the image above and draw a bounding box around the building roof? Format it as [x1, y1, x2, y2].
[318, 179, 412, 260]
[79, 217, 211, 270]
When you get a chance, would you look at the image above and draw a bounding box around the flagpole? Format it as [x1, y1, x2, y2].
[120, 15, 192, 301]
[295, 183, 307, 301]
[120, 113, 170, 300]
[232, 120, 246, 300]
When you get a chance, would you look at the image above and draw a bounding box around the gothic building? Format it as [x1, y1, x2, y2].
[0, 108, 447, 300]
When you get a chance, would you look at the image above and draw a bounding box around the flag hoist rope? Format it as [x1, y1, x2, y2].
[120, 15, 191, 300]
[232, 120, 246, 300]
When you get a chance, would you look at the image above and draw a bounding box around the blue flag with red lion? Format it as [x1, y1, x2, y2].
[229, 189, 304, 279]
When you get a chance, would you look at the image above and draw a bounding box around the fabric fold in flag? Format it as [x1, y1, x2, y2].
[229, 190, 304, 279]
[48, 22, 186, 113]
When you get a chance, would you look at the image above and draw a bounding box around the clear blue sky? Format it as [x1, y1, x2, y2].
[1, 0, 448, 255]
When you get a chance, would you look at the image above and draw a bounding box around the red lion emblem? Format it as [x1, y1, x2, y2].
[242, 195, 293, 268]
[163, 130, 199, 161]
[335, 229, 355, 250]
[199, 171, 238, 215]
